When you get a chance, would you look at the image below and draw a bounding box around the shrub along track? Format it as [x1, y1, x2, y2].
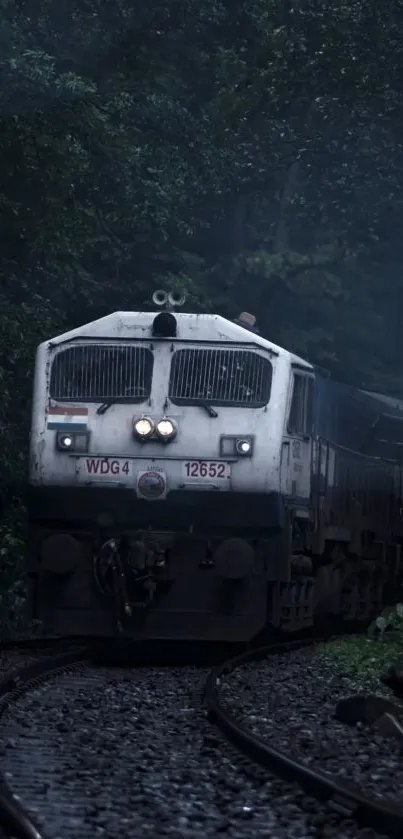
[0, 635, 402, 838]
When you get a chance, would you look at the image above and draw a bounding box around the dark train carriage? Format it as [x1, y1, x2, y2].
[306, 375, 403, 621]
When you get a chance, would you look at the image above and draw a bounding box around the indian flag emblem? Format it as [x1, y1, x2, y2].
[47, 405, 88, 431]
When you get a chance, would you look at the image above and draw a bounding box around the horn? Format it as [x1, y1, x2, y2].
[152, 289, 168, 307]
[168, 290, 186, 308]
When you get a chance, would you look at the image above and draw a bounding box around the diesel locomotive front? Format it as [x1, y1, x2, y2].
[27, 292, 403, 641]
[27, 292, 299, 641]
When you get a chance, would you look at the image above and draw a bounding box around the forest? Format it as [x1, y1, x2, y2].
[0, 0, 403, 631]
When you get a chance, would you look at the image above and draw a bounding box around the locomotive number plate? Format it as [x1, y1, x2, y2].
[182, 461, 230, 479]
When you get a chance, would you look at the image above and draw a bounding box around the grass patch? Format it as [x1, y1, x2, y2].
[315, 636, 403, 693]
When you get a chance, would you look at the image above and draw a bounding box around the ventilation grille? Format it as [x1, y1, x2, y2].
[169, 348, 272, 407]
[50, 344, 153, 402]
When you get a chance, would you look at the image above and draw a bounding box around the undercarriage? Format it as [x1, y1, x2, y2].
[27, 522, 403, 642]
[28, 528, 271, 642]
[25, 476, 403, 641]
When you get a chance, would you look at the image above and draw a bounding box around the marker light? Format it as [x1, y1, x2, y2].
[55, 432, 90, 453]
[133, 416, 154, 440]
[156, 418, 177, 441]
[235, 438, 253, 456]
[220, 435, 254, 457]
[59, 434, 73, 449]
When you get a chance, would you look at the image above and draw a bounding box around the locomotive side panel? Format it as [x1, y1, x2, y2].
[310, 440, 403, 623]
[274, 370, 403, 631]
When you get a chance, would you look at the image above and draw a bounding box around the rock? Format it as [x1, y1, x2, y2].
[335, 694, 403, 726]
[374, 712, 403, 744]
[380, 665, 403, 698]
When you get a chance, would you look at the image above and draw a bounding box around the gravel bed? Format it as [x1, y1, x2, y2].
[0, 663, 393, 839]
[219, 643, 403, 809]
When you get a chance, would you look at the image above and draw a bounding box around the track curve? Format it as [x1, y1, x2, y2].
[205, 637, 403, 838]
[1, 635, 402, 839]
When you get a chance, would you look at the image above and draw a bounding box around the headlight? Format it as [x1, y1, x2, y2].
[133, 416, 154, 440]
[56, 432, 89, 453]
[156, 418, 177, 441]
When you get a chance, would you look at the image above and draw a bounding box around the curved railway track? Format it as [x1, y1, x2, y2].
[0, 636, 402, 838]
[207, 637, 403, 839]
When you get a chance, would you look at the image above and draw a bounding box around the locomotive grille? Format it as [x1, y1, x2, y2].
[168, 348, 272, 407]
[49, 344, 153, 402]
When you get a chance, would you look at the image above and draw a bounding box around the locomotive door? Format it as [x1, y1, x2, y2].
[282, 369, 315, 506]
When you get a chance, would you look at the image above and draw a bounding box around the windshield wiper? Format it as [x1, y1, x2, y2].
[97, 386, 147, 415]
[202, 403, 219, 418]
[98, 399, 218, 418]
[97, 400, 115, 415]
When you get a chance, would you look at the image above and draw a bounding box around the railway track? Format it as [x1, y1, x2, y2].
[0, 635, 401, 838]
[207, 638, 403, 838]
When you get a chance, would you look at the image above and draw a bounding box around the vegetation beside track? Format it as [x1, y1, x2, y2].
[316, 631, 403, 694]
[0, 506, 29, 638]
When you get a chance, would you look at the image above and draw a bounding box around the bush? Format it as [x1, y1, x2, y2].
[0, 502, 30, 638]
[368, 603, 403, 639]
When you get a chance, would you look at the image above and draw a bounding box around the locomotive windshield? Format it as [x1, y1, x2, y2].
[168, 347, 272, 407]
[49, 343, 153, 402]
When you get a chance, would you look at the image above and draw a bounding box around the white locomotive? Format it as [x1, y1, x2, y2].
[26, 291, 403, 641]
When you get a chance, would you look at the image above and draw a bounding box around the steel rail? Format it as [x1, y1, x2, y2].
[0, 644, 92, 839]
[205, 637, 403, 838]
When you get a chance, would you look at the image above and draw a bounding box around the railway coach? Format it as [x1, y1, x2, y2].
[26, 291, 403, 641]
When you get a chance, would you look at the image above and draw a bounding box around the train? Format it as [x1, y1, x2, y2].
[26, 290, 403, 642]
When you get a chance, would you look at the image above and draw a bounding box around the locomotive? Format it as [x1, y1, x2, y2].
[26, 290, 403, 641]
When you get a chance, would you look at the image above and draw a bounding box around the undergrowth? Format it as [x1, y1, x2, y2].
[0, 504, 31, 638]
[316, 603, 403, 693]
[316, 636, 401, 692]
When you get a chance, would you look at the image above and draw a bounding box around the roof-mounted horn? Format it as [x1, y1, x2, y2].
[168, 290, 186, 309]
[151, 289, 186, 311]
[152, 289, 169, 308]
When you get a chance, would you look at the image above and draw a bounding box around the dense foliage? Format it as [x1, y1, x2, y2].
[1, 0, 403, 629]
